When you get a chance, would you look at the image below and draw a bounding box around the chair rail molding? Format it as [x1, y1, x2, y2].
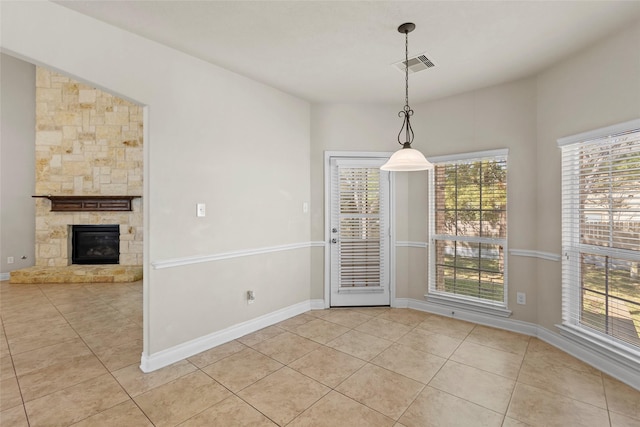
[152, 241, 325, 269]
[509, 248, 562, 262]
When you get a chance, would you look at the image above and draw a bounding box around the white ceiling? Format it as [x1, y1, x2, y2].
[55, 1, 640, 105]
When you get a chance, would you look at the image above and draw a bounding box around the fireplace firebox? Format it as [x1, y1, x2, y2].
[71, 225, 120, 264]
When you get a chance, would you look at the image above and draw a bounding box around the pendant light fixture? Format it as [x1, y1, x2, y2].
[381, 23, 433, 172]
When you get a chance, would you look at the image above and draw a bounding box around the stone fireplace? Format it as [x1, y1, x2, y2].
[33, 67, 143, 267]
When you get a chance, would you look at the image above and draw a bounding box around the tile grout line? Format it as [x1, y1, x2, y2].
[295, 310, 423, 424]
[601, 371, 614, 427]
[0, 312, 32, 426]
[4, 297, 504, 425]
[197, 309, 399, 425]
[29, 282, 149, 426]
[8, 283, 70, 425]
[394, 320, 471, 424]
[37, 282, 137, 426]
[501, 334, 532, 426]
[282, 308, 402, 425]
[5, 283, 634, 426]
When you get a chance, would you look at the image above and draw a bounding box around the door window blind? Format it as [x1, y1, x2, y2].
[561, 127, 640, 349]
[336, 166, 384, 288]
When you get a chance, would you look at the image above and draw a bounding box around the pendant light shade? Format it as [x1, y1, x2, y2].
[381, 22, 433, 172]
[380, 145, 432, 171]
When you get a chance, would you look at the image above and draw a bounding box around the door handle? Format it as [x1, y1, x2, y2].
[331, 238, 337, 244]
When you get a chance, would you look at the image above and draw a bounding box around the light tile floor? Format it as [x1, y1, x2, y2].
[1, 280, 639, 426]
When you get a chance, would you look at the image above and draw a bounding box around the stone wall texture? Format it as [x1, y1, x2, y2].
[35, 67, 143, 266]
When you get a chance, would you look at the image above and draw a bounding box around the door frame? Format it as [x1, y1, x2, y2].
[323, 151, 397, 308]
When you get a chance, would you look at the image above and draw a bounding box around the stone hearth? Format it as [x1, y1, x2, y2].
[9, 265, 142, 284]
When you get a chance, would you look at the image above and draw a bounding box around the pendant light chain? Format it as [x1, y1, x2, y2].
[404, 29, 409, 110]
[398, 25, 414, 147]
[381, 22, 433, 171]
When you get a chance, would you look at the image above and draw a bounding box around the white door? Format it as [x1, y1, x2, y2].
[329, 157, 391, 306]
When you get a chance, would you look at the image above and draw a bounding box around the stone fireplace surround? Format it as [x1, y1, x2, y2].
[11, 67, 144, 282]
[34, 200, 142, 267]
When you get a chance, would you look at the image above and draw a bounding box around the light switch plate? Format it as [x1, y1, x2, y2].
[196, 203, 206, 217]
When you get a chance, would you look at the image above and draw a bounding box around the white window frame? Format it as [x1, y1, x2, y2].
[558, 119, 640, 363]
[427, 149, 511, 317]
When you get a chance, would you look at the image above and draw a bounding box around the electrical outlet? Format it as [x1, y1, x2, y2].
[7, 257, 14, 264]
[517, 292, 526, 305]
[247, 290, 255, 304]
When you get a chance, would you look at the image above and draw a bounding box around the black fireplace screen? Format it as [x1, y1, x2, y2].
[71, 225, 119, 264]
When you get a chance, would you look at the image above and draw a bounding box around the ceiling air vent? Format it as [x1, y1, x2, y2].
[394, 53, 435, 74]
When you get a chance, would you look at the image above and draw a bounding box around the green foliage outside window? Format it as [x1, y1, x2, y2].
[432, 157, 507, 304]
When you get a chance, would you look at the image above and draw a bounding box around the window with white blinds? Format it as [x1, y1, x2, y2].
[560, 123, 640, 352]
[428, 150, 508, 311]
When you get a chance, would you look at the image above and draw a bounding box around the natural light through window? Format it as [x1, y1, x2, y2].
[428, 150, 508, 314]
[560, 123, 640, 353]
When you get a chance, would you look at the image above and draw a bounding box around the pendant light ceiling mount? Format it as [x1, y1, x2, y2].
[398, 22, 415, 34]
[381, 22, 433, 172]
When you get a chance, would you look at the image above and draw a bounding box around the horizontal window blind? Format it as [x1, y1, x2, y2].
[561, 127, 640, 349]
[336, 166, 384, 288]
[429, 153, 508, 306]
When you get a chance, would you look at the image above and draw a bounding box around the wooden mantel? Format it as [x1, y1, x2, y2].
[32, 195, 141, 212]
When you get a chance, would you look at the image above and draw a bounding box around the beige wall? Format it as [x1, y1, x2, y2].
[2, 2, 311, 355]
[311, 19, 639, 328]
[2, 1, 639, 364]
[413, 78, 539, 319]
[535, 21, 640, 330]
[34, 67, 143, 266]
[311, 79, 539, 321]
[309, 104, 411, 301]
[0, 54, 36, 275]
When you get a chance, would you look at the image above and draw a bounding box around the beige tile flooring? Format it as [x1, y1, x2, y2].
[1, 280, 639, 426]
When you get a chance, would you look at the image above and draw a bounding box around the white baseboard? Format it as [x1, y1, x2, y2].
[393, 298, 409, 308]
[140, 300, 311, 373]
[140, 296, 640, 390]
[310, 299, 326, 310]
[399, 298, 537, 336]
[0, 273, 10, 281]
[539, 327, 640, 390]
[398, 297, 639, 390]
